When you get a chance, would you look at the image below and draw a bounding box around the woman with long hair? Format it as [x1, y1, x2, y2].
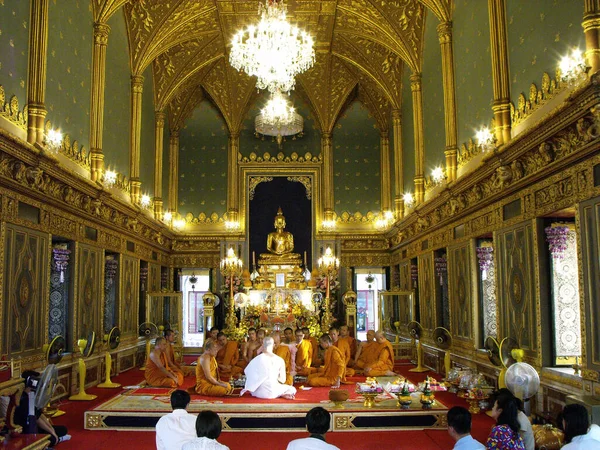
[561, 404, 600, 449]
[486, 390, 525, 449]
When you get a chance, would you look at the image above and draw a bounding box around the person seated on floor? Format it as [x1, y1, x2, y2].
[239, 327, 257, 369]
[241, 336, 297, 399]
[164, 329, 187, 377]
[492, 389, 534, 450]
[272, 332, 294, 385]
[354, 330, 378, 370]
[339, 325, 357, 361]
[486, 391, 525, 449]
[560, 403, 600, 449]
[362, 331, 396, 377]
[206, 326, 219, 343]
[245, 329, 265, 363]
[295, 328, 316, 377]
[283, 327, 294, 344]
[216, 332, 242, 378]
[329, 327, 355, 376]
[307, 334, 345, 388]
[303, 327, 322, 367]
[146, 337, 184, 387]
[14, 370, 71, 448]
[182, 410, 230, 450]
[155, 389, 197, 450]
[194, 339, 233, 397]
[447, 406, 485, 450]
[286, 406, 340, 450]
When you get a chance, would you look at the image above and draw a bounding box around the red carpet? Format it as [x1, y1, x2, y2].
[49, 364, 494, 449]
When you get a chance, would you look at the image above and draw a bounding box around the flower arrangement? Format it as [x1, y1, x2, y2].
[476, 246, 494, 280]
[221, 275, 242, 295]
[434, 255, 447, 286]
[105, 256, 118, 287]
[356, 378, 384, 394]
[545, 225, 570, 259]
[315, 276, 340, 295]
[52, 244, 71, 283]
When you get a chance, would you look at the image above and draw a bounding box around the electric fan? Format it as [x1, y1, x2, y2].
[433, 327, 452, 377]
[98, 327, 121, 388]
[139, 322, 159, 370]
[505, 361, 540, 415]
[69, 331, 97, 401]
[41, 336, 66, 417]
[484, 336, 502, 368]
[499, 337, 520, 389]
[408, 321, 428, 373]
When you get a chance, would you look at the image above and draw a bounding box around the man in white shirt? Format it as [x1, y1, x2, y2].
[156, 390, 197, 450]
[286, 407, 340, 450]
[447, 406, 485, 450]
[562, 404, 600, 449]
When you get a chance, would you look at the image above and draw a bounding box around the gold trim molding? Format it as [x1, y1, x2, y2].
[0, 87, 27, 130]
[239, 151, 322, 164]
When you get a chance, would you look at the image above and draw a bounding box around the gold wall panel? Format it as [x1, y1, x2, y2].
[417, 252, 435, 338]
[148, 263, 161, 293]
[2, 224, 49, 358]
[75, 243, 103, 343]
[495, 220, 538, 364]
[448, 241, 474, 346]
[399, 260, 410, 290]
[120, 255, 140, 338]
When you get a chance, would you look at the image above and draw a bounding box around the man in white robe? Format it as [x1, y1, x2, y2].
[241, 336, 297, 399]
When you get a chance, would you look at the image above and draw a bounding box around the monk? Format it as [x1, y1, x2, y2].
[145, 337, 184, 387]
[272, 332, 293, 385]
[354, 330, 378, 370]
[245, 329, 265, 363]
[216, 332, 242, 377]
[308, 334, 345, 387]
[206, 326, 219, 344]
[363, 331, 396, 376]
[330, 327, 355, 376]
[164, 329, 189, 377]
[339, 325, 358, 361]
[238, 328, 257, 369]
[302, 327, 322, 367]
[294, 328, 316, 377]
[194, 339, 233, 396]
[283, 327, 294, 344]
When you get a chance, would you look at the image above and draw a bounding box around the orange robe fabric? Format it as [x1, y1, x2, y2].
[295, 339, 316, 376]
[308, 346, 346, 387]
[194, 356, 233, 397]
[165, 343, 190, 376]
[355, 341, 379, 369]
[145, 352, 184, 387]
[217, 341, 242, 377]
[366, 341, 395, 376]
[341, 336, 357, 359]
[334, 338, 355, 376]
[274, 345, 294, 385]
[307, 337, 321, 367]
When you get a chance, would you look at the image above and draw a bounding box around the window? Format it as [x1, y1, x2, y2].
[181, 270, 211, 347]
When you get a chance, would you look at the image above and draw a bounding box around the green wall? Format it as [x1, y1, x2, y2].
[178, 101, 228, 217]
[139, 66, 155, 196]
[239, 91, 320, 158]
[507, 0, 583, 109]
[421, 10, 446, 173]
[402, 65, 415, 194]
[333, 100, 380, 215]
[453, 0, 493, 146]
[0, 0, 29, 107]
[46, 0, 92, 152]
[103, 9, 130, 177]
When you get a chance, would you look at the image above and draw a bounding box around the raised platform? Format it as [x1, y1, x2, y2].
[84, 377, 448, 433]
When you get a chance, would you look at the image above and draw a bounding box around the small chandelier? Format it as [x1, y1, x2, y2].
[545, 225, 570, 259]
[229, 0, 315, 93]
[255, 90, 303, 146]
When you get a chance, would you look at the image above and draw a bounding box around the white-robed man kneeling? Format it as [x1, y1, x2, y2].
[241, 336, 297, 400]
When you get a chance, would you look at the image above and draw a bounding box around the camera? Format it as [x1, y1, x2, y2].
[25, 374, 40, 391]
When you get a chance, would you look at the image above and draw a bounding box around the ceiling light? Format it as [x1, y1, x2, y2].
[140, 194, 152, 208]
[431, 167, 445, 183]
[255, 90, 303, 146]
[559, 48, 586, 83]
[103, 170, 117, 187]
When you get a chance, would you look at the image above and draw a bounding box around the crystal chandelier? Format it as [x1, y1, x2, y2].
[255, 90, 303, 146]
[229, 0, 315, 93]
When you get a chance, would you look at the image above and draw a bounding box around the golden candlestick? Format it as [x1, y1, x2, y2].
[220, 247, 243, 331]
[317, 246, 339, 331]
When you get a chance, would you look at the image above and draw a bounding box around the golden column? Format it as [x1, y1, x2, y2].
[380, 131, 392, 212]
[227, 132, 240, 225]
[342, 290, 358, 339]
[583, 1, 600, 75]
[168, 131, 180, 214]
[202, 292, 217, 339]
[410, 73, 425, 204]
[153, 111, 166, 219]
[317, 247, 340, 331]
[89, 23, 110, 182]
[321, 132, 335, 222]
[26, 0, 50, 146]
[488, 0, 511, 145]
[391, 110, 404, 218]
[220, 248, 243, 332]
[437, 21, 458, 183]
[129, 75, 144, 204]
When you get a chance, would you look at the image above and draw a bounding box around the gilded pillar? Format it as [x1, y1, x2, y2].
[583, 1, 600, 75]
[26, 0, 50, 146]
[410, 73, 425, 204]
[129, 75, 144, 204]
[380, 131, 392, 212]
[437, 21, 458, 182]
[322, 132, 334, 221]
[391, 110, 404, 218]
[153, 111, 166, 219]
[168, 131, 179, 213]
[89, 23, 110, 182]
[227, 133, 240, 223]
[488, 0, 511, 145]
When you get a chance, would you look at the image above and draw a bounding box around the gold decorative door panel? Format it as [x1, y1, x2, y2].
[75, 244, 102, 343]
[448, 242, 474, 346]
[399, 260, 410, 290]
[2, 224, 49, 358]
[580, 196, 600, 371]
[495, 221, 538, 362]
[148, 263, 160, 293]
[417, 252, 435, 339]
[120, 255, 139, 338]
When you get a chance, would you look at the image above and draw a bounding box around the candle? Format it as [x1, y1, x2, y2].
[304, 251, 307, 266]
[252, 251, 256, 266]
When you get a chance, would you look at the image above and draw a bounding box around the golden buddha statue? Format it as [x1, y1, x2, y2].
[266, 207, 295, 256]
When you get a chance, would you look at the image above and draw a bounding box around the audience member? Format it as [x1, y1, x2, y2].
[493, 389, 534, 450]
[155, 390, 197, 450]
[447, 406, 485, 449]
[182, 410, 229, 450]
[486, 392, 525, 449]
[561, 404, 600, 449]
[286, 406, 340, 450]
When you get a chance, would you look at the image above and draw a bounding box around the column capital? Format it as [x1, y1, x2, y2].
[436, 21, 452, 44]
[410, 73, 422, 91]
[380, 131, 390, 142]
[131, 75, 144, 91]
[392, 109, 402, 122]
[170, 130, 180, 141]
[155, 111, 166, 126]
[321, 131, 332, 141]
[93, 22, 110, 44]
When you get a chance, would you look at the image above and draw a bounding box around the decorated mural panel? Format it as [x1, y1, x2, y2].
[417, 252, 435, 338]
[448, 242, 473, 343]
[76, 243, 103, 343]
[121, 254, 139, 338]
[0, 0, 29, 113]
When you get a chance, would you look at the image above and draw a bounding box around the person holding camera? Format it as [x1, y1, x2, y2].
[14, 370, 71, 447]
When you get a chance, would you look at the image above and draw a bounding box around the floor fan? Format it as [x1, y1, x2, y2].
[26, 364, 59, 432]
[505, 359, 540, 416]
[499, 337, 520, 389]
[69, 331, 97, 401]
[41, 335, 66, 417]
[98, 327, 121, 388]
[408, 321, 429, 373]
[433, 327, 452, 378]
[484, 336, 502, 416]
[139, 322, 159, 370]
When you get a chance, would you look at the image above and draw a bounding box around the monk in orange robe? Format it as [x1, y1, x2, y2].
[273, 332, 293, 385]
[216, 332, 242, 377]
[355, 330, 379, 370]
[330, 327, 355, 377]
[340, 325, 357, 361]
[308, 334, 346, 387]
[164, 329, 192, 377]
[302, 327, 321, 367]
[194, 339, 233, 396]
[238, 328, 257, 370]
[244, 329, 265, 365]
[364, 331, 396, 377]
[295, 329, 316, 376]
[145, 337, 184, 387]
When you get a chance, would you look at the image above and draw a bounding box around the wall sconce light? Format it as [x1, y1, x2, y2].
[322, 219, 336, 230]
[431, 167, 446, 185]
[44, 128, 63, 152]
[475, 127, 495, 151]
[403, 192, 414, 207]
[172, 218, 185, 230]
[384, 210, 394, 221]
[559, 48, 586, 84]
[163, 211, 173, 222]
[103, 169, 117, 187]
[225, 220, 240, 231]
[140, 194, 152, 209]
